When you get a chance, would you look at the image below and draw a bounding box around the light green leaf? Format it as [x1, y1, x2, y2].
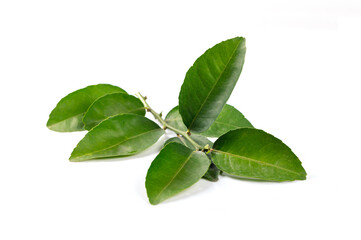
[83, 93, 145, 130]
[212, 128, 307, 181]
[164, 106, 187, 132]
[199, 104, 253, 137]
[69, 114, 164, 161]
[179, 37, 246, 132]
[47, 84, 126, 132]
[146, 142, 210, 205]
[165, 105, 252, 137]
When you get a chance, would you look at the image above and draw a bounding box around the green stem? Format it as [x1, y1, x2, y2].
[136, 92, 202, 150]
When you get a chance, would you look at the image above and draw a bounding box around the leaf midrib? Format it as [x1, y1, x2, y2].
[154, 151, 195, 203]
[187, 39, 243, 130]
[71, 128, 162, 160]
[213, 149, 304, 176]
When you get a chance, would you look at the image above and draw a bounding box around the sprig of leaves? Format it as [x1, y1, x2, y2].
[47, 36, 307, 204]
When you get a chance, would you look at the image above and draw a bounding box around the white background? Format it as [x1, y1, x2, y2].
[1, 0, 360, 239]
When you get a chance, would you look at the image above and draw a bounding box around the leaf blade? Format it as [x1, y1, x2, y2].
[164, 135, 213, 149]
[166, 105, 252, 137]
[164, 137, 219, 182]
[69, 114, 164, 161]
[146, 142, 210, 205]
[199, 104, 253, 137]
[179, 37, 246, 132]
[212, 128, 306, 181]
[83, 93, 145, 130]
[47, 84, 126, 132]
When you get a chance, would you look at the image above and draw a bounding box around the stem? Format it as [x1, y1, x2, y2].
[136, 92, 202, 150]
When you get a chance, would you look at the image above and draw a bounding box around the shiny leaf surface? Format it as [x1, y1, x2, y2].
[212, 128, 307, 181]
[146, 142, 210, 205]
[69, 114, 164, 161]
[47, 84, 126, 132]
[199, 104, 253, 137]
[83, 93, 145, 130]
[164, 137, 219, 182]
[179, 37, 246, 132]
[166, 105, 252, 137]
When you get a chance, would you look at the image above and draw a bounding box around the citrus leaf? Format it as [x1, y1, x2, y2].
[83, 93, 145, 130]
[199, 104, 253, 137]
[164, 137, 219, 182]
[69, 114, 164, 161]
[202, 162, 221, 182]
[47, 84, 126, 132]
[212, 128, 307, 181]
[164, 135, 213, 149]
[165, 105, 252, 137]
[164, 106, 187, 132]
[146, 142, 210, 205]
[179, 37, 246, 132]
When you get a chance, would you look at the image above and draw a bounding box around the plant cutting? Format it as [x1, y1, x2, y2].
[47, 37, 307, 205]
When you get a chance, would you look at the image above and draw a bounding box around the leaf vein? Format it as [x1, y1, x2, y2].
[213, 150, 304, 176]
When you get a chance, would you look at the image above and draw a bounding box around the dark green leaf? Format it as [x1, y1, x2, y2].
[199, 104, 253, 137]
[212, 128, 306, 181]
[179, 37, 246, 132]
[146, 142, 210, 205]
[47, 84, 126, 132]
[69, 114, 164, 161]
[164, 136, 219, 182]
[83, 93, 145, 130]
[202, 162, 221, 182]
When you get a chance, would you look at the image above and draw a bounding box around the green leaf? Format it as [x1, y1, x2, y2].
[164, 106, 187, 132]
[146, 142, 210, 205]
[179, 37, 246, 132]
[165, 105, 252, 137]
[83, 93, 145, 130]
[212, 128, 307, 181]
[164, 135, 213, 149]
[202, 162, 221, 182]
[69, 114, 164, 161]
[47, 84, 126, 132]
[164, 137, 219, 182]
[199, 104, 253, 137]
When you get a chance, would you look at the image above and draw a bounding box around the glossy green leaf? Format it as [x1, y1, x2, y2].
[165, 105, 252, 137]
[47, 84, 126, 132]
[164, 135, 213, 149]
[83, 93, 145, 130]
[199, 104, 253, 137]
[212, 128, 307, 181]
[179, 37, 246, 132]
[146, 142, 210, 205]
[164, 137, 219, 182]
[69, 114, 164, 161]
